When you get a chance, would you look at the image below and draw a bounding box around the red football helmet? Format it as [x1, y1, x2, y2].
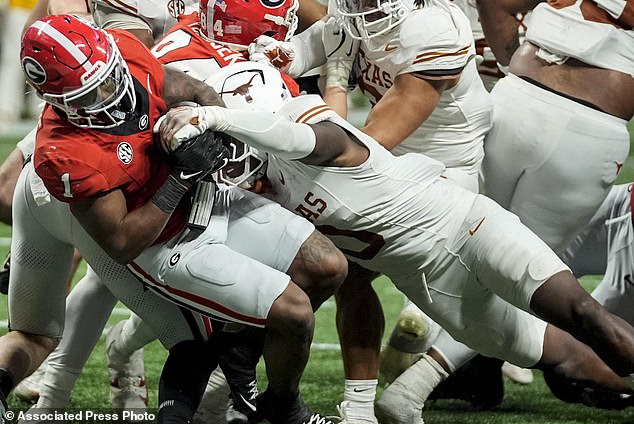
[21, 15, 136, 128]
[199, 0, 299, 50]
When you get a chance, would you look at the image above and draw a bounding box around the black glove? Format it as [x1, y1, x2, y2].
[169, 130, 230, 187]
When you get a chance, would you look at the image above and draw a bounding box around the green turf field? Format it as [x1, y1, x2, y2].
[0, 121, 633, 423]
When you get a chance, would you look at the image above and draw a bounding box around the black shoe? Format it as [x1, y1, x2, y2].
[257, 390, 334, 424]
[0, 390, 7, 424]
[228, 379, 260, 423]
[428, 354, 504, 410]
[213, 323, 265, 423]
[544, 370, 634, 410]
[226, 398, 251, 424]
[0, 251, 10, 295]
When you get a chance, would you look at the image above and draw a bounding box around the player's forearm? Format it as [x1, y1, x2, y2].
[70, 193, 173, 264]
[476, 0, 542, 65]
[105, 206, 172, 263]
[203, 107, 317, 160]
[323, 87, 349, 119]
[162, 68, 225, 108]
[297, 0, 327, 33]
[362, 75, 442, 150]
[476, 1, 520, 65]
[24, 0, 90, 34]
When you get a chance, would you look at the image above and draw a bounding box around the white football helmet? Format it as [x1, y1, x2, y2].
[336, 0, 415, 39]
[205, 61, 293, 188]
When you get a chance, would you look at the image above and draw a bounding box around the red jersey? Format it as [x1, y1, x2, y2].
[34, 29, 187, 244]
[152, 13, 300, 95]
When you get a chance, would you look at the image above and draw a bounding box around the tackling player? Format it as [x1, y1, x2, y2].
[158, 62, 634, 424]
[11, 1, 340, 422]
[12, 14, 346, 424]
[248, 0, 494, 419]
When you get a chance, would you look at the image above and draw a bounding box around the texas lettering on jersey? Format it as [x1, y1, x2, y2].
[353, 0, 473, 104]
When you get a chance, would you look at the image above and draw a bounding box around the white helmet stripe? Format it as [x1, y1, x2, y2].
[33, 20, 94, 72]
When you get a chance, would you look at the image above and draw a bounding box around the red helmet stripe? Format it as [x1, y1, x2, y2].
[32, 20, 94, 72]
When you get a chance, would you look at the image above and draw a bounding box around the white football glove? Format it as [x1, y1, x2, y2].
[247, 35, 296, 74]
[154, 106, 229, 152]
[322, 16, 359, 91]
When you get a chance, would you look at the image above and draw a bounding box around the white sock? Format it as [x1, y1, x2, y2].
[432, 330, 477, 373]
[342, 379, 377, 421]
[36, 363, 79, 409]
[113, 314, 155, 360]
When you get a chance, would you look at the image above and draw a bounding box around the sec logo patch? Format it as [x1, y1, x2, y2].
[117, 142, 133, 164]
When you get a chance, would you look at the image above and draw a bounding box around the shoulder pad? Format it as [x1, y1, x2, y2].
[399, 6, 466, 52]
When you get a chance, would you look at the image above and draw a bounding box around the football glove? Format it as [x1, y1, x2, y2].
[155, 106, 233, 152]
[248, 35, 296, 74]
[323, 16, 359, 91]
[169, 130, 230, 186]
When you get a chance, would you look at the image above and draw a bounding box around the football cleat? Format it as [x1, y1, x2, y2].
[106, 321, 148, 417]
[376, 354, 448, 424]
[228, 379, 259, 421]
[501, 361, 534, 385]
[226, 400, 249, 424]
[14, 360, 46, 403]
[336, 401, 378, 424]
[257, 390, 335, 424]
[379, 305, 440, 384]
[428, 355, 504, 410]
[214, 324, 264, 423]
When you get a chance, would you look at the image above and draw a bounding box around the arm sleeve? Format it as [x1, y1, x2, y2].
[288, 19, 328, 78]
[200, 107, 317, 160]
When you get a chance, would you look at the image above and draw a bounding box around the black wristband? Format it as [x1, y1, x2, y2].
[152, 174, 191, 213]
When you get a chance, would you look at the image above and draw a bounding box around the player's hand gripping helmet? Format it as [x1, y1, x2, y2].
[336, 0, 415, 39]
[21, 15, 137, 128]
[199, 0, 299, 50]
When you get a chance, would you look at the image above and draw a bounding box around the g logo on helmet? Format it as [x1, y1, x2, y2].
[22, 57, 47, 85]
[260, 0, 285, 8]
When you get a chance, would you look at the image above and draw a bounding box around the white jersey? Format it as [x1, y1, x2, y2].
[91, 0, 198, 40]
[262, 95, 566, 367]
[353, 0, 491, 172]
[451, 0, 484, 40]
[268, 95, 466, 282]
[526, 0, 634, 76]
